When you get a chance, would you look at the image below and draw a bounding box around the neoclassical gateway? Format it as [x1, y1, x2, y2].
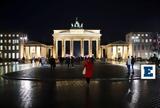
[52, 19, 102, 58]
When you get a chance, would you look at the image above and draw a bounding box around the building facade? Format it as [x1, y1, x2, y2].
[23, 41, 53, 60]
[52, 19, 102, 58]
[102, 41, 129, 60]
[126, 32, 155, 59]
[0, 33, 27, 62]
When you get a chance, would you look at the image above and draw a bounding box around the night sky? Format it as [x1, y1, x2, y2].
[0, 0, 160, 45]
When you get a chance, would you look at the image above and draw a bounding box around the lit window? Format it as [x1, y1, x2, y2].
[132, 36, 134, 39]
[0, 46, 2, 50]
[8, 34, 11, 37]
[16, 46, 19, 50]
[4, 53, 7, 58]
[138, 34, 140, 36]
[142, 34, 144, 36]
[146, 39, 148, 43]
[12, 46, 15, 50]
[12, 34, 15, 37]
[12, 40, 15, 44]
[17, 40, 19, 43]
[24, 36, 27, 40]
[8, 53, 11, 58]
[134, 40, 136, 42]
[146, 34, 148, 36]
[12, 53, 15, 59]
[4, 40, 7, 43]
[4, 34, 7, 37]
[142, 39, 144, 42]
[16, 34, 19, 37]
[8, 46, 11, 50]
[0, 40, 2, 43]
[149, 39, 152, 42]
[16, 53, 19, 58]
[8, 40, 11, 43]
[0, 34, 2, 37]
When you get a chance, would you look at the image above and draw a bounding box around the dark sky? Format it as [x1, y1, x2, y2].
[0, 0, 160, 44]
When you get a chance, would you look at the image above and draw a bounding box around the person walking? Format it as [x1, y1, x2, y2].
[83, 58, 93, 85]
[131, 56, 135, 74]
[49, 56, 56, 71]
[126, 56, 131, 74]
[71, 56, 74, 67]
[66, 57, 70, 68]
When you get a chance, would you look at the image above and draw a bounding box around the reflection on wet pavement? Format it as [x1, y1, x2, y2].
[0, 63, 40, 75]
[0, 77, 156, 108]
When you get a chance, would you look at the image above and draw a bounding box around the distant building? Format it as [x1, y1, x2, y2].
[126, 32, 155, 59]
[23, 41, 53, 60]
[0, 33, 27, 62]
[102, 41, 129, 60]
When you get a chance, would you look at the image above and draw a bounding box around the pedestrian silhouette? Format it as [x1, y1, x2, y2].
[71, 56, 74, 67]
[66, 57, 70, 68]
[131, 56, 135, 74]
[126, 56, 131, 75]
[49, 56, 56, 71]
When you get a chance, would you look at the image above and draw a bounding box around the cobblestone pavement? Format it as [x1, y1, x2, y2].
[0, 63, 160, 108]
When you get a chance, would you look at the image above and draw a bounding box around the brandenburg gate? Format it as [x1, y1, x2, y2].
[52, 18, 102, 58]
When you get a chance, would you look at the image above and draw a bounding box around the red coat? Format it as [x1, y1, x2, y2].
[84, 61, 93, 78]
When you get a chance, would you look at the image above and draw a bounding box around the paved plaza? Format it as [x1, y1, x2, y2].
[0, 62, 159, 108]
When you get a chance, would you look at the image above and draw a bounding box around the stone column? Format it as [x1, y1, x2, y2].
[122, 46, 124, 59]
[81, 39, 84, 57]
[29, 46, 31, 59]
[96, 39, 98, 58]
[116, 45, 118, 58]
[96, 38, 101, 58]
[35, 46, 36, 57]
[53, 40, 56, 58]
[90, 40, 92, 57]
[101, 47, 103, 58]
[88, 40, 90, 57]
[70, 39, 73, 56]
[64, 40, 66, 57]
[55, 40, 58, 58]
[62, 40, 64, 57]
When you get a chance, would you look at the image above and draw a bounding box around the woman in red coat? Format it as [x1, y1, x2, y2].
[84, 58, 93, 84]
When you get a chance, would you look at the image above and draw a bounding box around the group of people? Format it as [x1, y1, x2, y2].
[65, 56, 75, 68]
[126, 56, 136, 75]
